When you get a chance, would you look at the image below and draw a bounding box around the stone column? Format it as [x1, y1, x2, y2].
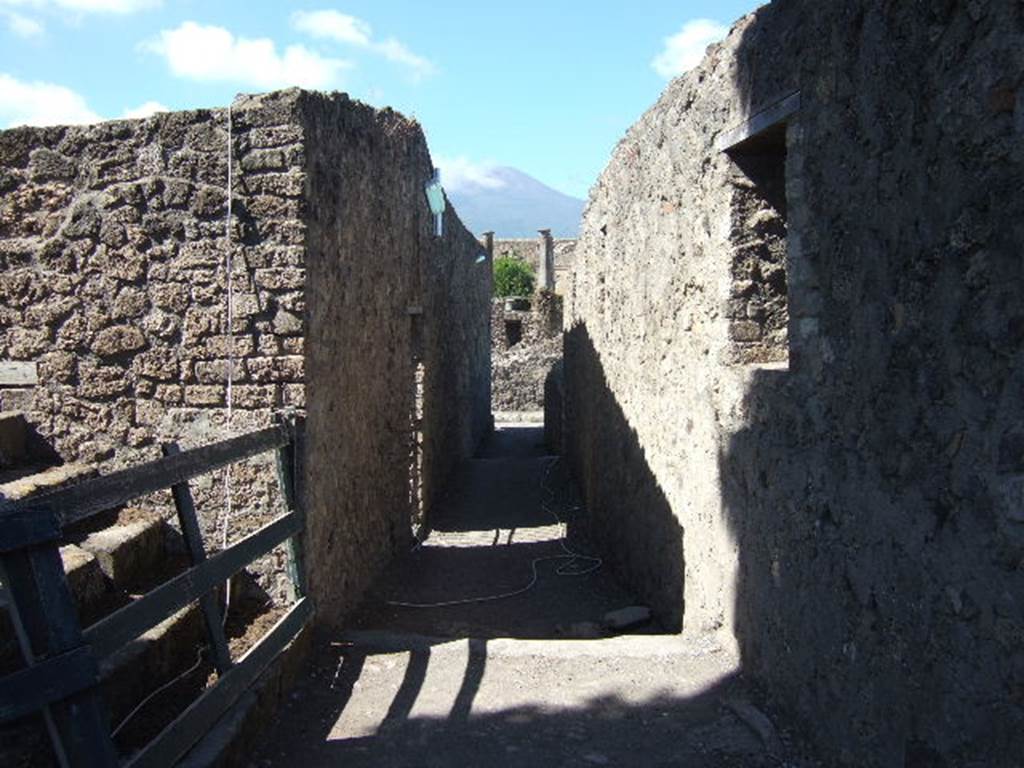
[481, 231, 494, 259]
[537, 228, 554, 292]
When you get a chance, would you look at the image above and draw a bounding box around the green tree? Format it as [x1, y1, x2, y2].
[493, 256, 535, 298]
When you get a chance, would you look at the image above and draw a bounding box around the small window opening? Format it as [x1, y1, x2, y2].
[505, 319, 523, 349]
[725, 121, 789, 366]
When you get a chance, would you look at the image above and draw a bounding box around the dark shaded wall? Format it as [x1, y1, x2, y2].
[418, 201, 492, 519]
[565, 2, 1024, 765]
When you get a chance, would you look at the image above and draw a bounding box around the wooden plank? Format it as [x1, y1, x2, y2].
[0, 646, 100, 723]
[0, 425, 288, 528]
[162, 443, 233, 675]
[275, 415, 307, 598]
[0, 548, 118, 767]
[716, 91, 801, 152]
[125, 597, 312, 768]
[0, 361, 38, 387]
[0, 508, 63, 553]
[84, 512, 301, 660]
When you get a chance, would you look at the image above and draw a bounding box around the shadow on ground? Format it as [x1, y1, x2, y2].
[247, 423, 816, 766]
[248, 634, 790, 768]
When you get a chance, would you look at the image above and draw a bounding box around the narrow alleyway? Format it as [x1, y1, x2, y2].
[248, 423, 806, 767]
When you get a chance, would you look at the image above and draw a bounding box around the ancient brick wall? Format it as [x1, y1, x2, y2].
[564, 2, 1023, 766]
[0, 89, 491, 623]
[0, 92, 305, 601]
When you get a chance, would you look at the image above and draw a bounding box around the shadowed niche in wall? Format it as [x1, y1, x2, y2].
[563, 323, 685, 631]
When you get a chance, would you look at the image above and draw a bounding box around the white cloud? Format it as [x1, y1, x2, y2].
[652, 19, 728, 79]
[292, 10, 368, 46]
[5, 10, 43, 36]
[144, 21, 350, 89]
[375, 37, 434, 79]
[435, 156, 505, 192]
[292, 9, 436, 81]
[0, 72, 101, 126]
[121, 100, 168, 119]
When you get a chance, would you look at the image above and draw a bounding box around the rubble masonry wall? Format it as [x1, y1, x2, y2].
[564, 2, 1024, 765]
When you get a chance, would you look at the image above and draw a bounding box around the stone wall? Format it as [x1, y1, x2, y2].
[564, 3, 1023, 766]
[0, 95, 302, 602]
[0, 89, 491, 623]
[299, 92, 491, 617]
[491, 291, 561, 414]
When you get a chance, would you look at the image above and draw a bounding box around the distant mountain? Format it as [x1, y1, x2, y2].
[445, 166, 585, 238]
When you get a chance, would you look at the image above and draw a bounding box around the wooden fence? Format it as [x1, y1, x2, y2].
[0, 415, 310, 767]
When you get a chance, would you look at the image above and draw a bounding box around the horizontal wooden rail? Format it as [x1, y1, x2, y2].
[0, 509, 62, 553]
[84, 511, 302, 660]
[0, 425, 289, 551]
[0, 646, 99, 723]
[125, 597, 312, 768]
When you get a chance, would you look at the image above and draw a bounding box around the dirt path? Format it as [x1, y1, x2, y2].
[249, 424, 816, 767]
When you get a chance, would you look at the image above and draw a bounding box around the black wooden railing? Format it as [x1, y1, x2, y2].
[0, 415, 311, 767]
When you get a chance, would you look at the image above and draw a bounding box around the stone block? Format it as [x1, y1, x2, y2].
[92, 324, 146, 357]
[6, 327, 50, 359]
[184, 384, 226, 406]
[195, 359, 248, 384]
[78, 516, 166, 588]
[255, 267, 305, 291]
[729, 320, 763, 342]
[59, 545, 109, 622]
[272, 308, 302, 335]
[132, 350, 179, 381]
[233, 385, 278, 409]
[203, 334, 255, 359]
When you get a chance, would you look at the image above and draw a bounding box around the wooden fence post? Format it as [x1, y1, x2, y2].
[0, 544, 118, 767]
[162, 443, 233, 674]
[275, 413, 307, 599]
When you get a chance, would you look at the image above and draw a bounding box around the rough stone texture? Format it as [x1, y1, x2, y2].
[564, 3, 1024, 767]
[0, 90, 491, 624]
[491, 291, 562, 413]
[0, 94, 307, 604]
[299, 93, 491, 623]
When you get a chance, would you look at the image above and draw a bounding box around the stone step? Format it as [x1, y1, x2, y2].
[0, 461, 98, 503]
[74, 515, 168, 591]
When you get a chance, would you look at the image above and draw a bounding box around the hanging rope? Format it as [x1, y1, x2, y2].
[220, 103, 236, 626]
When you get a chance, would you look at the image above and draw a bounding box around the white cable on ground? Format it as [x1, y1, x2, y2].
[385, 456, 601, 609]
[220, 103, 236, 628]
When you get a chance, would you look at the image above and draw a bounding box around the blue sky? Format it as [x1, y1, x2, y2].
[0, 0, 760, 199]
